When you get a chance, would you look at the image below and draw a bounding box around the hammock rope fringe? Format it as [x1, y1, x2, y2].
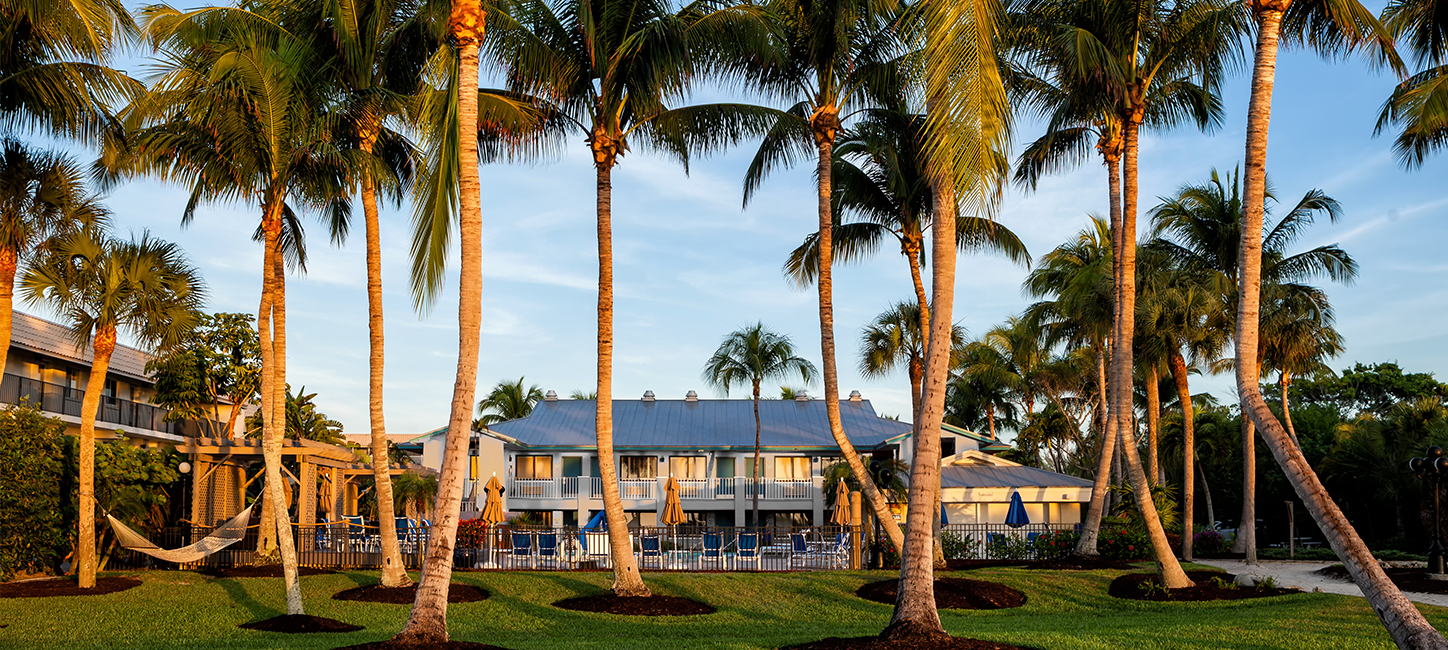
[106, 503, 256, 564]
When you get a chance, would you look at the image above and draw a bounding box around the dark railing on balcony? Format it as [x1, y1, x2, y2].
[0, 373, 225, 437]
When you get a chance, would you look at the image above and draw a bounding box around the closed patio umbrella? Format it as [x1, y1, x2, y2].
[1005, 490, 1030, 528]
[482, 474, 506, 525]
[662, 476, 686, 526]
[830, 480, 850, 525]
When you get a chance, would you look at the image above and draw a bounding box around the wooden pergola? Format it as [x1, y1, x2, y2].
[181, 437, 409, 527]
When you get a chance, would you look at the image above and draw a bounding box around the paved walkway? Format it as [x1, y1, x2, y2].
[1195, 559, 1448, 607]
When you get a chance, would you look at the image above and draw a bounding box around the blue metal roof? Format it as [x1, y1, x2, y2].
[940, 464, 1093, 489]
[486, 398, 910, 450]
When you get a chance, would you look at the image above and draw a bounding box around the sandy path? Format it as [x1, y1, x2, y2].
[1194, 559, 1448, 608]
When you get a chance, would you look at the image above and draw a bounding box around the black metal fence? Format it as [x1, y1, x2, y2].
[102, 521, 1084, 572]
[0, 373, 224, 436]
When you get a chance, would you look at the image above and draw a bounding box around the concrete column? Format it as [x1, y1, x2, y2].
[298, 461, 317, 526]
[333, 472, 349, 520]
[812, 475, 824, 525]
[190, 457, 209, 526]
[655, 476, 666, 522]
[734, 476, 746, 528]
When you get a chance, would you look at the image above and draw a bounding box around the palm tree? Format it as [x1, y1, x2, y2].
[1261, 288, 1344, 443]
[783, 108, 1030, 342]
[0, 0, 140, 140]
[945, 356, 1022, 442]
[1376, 0, 1448, 168]
[1150, 168, 1355, 561]
[102, 5, 355, 616]
[475, 377, 545, 428]
[740, 0, 911, 556]
[396, 0, 487, 640]
[859, 302, 963, 421]
[703, 323, 818, 525]
[491, 0, 770, 598]
[0, 141, 104, 391]
[1022, 216, 1118, 555]
[23, 229, 206, 590]
[245, 385, 347, 445]
[1229, 0, 1438, 635]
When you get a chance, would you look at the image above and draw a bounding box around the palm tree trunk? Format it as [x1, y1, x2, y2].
[591, 144, 649, 597]
[753, 380, 761, 527]
[907, 238, 944, 569]
[1077, 144, 1122, 556]
[813, 122, 903, 553]
[256, 488, 277, 562]
[1281, 371, 1297, 445]
[884, 171, 957, 641]
[1235, 9, 1448, 646]
[1119, 116, 1191, 588]
[256, 203, 303, 615]
[1078, 343, 1115, 555]
[1232, 419, 1256, 559]
[76, 325, 115, 589]
[270, 213, 303, 613]
[362, 135, 411, 589]
[986, 403, 996, 440]
[1146, 365, 1160, 485]
[1198, 461, 1214, 533]
[0, 247, 15, 401]
[1170, 349, 1195, 561]
[398, 6, 489, 639]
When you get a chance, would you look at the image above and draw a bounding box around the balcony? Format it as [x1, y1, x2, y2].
[504, 476, 817, 502]
[0, 373, 224, 437]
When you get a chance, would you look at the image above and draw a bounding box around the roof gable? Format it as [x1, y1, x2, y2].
[10, 311, 153, 381]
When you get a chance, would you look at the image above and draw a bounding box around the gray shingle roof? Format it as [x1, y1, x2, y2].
[941, 464, 1093, 489]
[10, 311, 153, 381]
[487, 398, 910, 450]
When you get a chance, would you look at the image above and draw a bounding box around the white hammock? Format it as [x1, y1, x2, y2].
[106, 504, 256, 565]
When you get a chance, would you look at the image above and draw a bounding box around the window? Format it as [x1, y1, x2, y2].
[669, 456, 706, 478]
[619, 456, 656, 479]
[774, 456, 810, 480]
[562, 457, 583, 478]
[715, 458, 735, 479]
[103, 378, 117, 404]
[941, 437, 957, 457]
[590, 456, 600, 478]
[516, 455, 553, 479]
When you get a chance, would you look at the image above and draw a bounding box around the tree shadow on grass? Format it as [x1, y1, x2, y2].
[215, 578, 279, 621]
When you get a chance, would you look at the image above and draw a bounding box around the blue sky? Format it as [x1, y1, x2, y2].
[82, 23, 1448, 440]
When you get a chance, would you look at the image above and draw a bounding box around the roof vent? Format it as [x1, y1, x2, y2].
[795, 391, 809, 402]
[642, 390, 655, 402]
[848, 390, 862, 402]
[545, 390, 558, 402]
[685, 390, 698, 402]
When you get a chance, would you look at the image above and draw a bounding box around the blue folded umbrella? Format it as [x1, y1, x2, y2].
[940, 503, 950, 526]
[1005, 491, 1030, 528]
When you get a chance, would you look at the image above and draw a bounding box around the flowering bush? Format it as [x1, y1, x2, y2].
[1194, 529, 1226, 555]
[456, 519, 491, 548]
[942, 532, 980, 560]
[1032, 530, 1080, 560]
[1098, 526, 1152, 560]
[869, 539, 901, 568]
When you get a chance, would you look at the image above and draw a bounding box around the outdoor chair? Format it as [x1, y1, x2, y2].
[640, 535, 662, 569]
[702, 532, 724, 569]
[314, 518, 332, 551]
[537, 532, 559, 568]
[822, 532, 849, 569]
[986, 532, 1005, 555]
[509, 532, 534, 568]
[344, 515, 373, 552]
[394, 517, 415, 553]
[736, 533, 760, 570]
[789, 533, 823, 568]
[1026, 531, 1042, 549]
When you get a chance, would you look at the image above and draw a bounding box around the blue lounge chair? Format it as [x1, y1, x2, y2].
[537, 532, 559, 568]
[640, 535, 661, 568]
[789, 533, 822, 568]
[736, 533, 759, 569]
[510, 532, 533, 568]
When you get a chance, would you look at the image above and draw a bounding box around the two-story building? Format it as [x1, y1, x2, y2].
[411, 388, 1018, 528]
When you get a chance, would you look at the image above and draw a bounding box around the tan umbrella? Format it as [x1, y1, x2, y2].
[482, 474, 506, 525]
[830, 480, 851, 525]
[662, 476, 686, 526]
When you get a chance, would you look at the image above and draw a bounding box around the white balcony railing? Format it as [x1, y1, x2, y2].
[505, 476, 816, 501]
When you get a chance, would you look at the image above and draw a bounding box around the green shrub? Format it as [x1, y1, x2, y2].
[1098, 526, 1152, 560]
[1032, 530, 1080, 560]
[941, 531, 979, 560]
[1194, 529, 1227, 555]
[0, 402, 68, 580]
[987, 534, 1033, 560]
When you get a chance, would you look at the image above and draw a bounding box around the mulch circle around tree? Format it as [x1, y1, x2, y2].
[199, 566, 337, 579]
[553, 593, 716, 616]
[856, 578, 1026, 610]
[333, 583, 490, 604]
[1108, 570, 1302, 602]
[783, 635, 1031, 650]
[0, 576, 141, 598]
[238, 614, 363, 633]
[1316, 564, 1448, 595]
[334, 641, 513, 650]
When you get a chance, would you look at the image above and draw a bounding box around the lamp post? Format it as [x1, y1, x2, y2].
[1409, 446, 1447, 576]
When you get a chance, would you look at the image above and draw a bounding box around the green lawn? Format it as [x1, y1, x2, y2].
[1, 564, 1443, 649]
